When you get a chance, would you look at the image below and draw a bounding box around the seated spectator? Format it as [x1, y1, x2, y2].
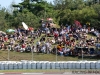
[20, 43, 26, 52]
[63, 47, 70, 56]
[14, 44, 21, 52]
[25, 44, 32, 52]
[53, 29, 59, 40]
[51, 38, 55, 44]
[57, 43, 64, 56]
[36, 41, 41, 53]
[66, 40, 71, 46]
[84, 33, 87, 39]
[4, 35, 8, 42]
[58, 37, 63, 44]
[4, 44, 7, 50]
[52, 46, 56, 54]
[41, 45, 46, 53]
[0, 42, 4, 50]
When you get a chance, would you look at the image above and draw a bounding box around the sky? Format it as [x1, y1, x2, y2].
[0, 0, 53, 8]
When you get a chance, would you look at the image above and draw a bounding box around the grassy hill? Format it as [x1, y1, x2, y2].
[0, 50, 100, 61]
[0, 32, 99, 61]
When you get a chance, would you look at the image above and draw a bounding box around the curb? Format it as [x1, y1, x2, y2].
[2, 73, 22, 74]
[22, 73, 44, 74]
[44, 72, 64, 74]
[0, 72, 65, 75]
[0, 72, 44, 75]
[0, 73, 4, 74]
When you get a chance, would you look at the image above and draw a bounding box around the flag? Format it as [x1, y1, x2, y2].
[22, 22, 28, 30]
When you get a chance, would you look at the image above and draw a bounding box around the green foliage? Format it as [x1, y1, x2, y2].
[12, 9, 40, 28]
[0, 8, 8, 31]
[0, 0, 100, 30]
[53, 0, 99, 27]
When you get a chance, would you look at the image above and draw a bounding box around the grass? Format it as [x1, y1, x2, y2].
[0, 69, 68, 73]
[0, 69, 100, 73]
[0, 50, 100, 61]
[0, 33, 100, 61]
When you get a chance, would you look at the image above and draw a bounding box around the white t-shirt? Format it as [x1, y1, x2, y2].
[37, 41, 41, 45]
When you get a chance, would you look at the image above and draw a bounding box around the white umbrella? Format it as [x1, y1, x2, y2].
[22, 22, 28, 30]
[0, 31, 6, 34]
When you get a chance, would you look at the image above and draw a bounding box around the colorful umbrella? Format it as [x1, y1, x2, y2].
[0, 31, 6, 34]
[7, 29, 15, 32]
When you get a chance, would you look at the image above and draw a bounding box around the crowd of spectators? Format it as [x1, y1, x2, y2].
[0, 22, 100, 57]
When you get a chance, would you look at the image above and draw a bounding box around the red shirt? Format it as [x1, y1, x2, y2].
[22, 44, 26, 48]
[4, 37, 8, 41]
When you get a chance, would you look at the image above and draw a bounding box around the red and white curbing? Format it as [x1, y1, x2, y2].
[0, 72, 66, 74]
[0, 73, 44, 75]
[0, 73, 4, 74]
[0, 73, 22, 74]
[22, 73, 44, 74]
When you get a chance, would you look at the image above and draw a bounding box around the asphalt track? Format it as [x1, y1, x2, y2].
[0, 72, 100, 75]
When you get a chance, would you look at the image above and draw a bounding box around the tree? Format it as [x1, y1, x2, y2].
[0, 8, 8, 31]
[91, 4, 100, 29]
[10, 9, 40, 28]
[0, 0, 99, 30]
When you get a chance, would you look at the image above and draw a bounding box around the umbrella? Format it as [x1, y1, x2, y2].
[7, 29, 15, 32]
[0, 31, 6, 34]
[22, 22, 28, 30]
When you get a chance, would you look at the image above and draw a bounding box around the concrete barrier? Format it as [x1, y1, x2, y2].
[0, 63, 5, 70]
[17, 62, 23, 69]
[90, 61, 96, 69]
[80, 61, 86, 69]
[0, 61, 99, 70]
[75, 61, 81, 69]
[96, 61, 100, 69]
[46, 62, 51, 69]
[85, 61, 91, 69]
[31, 61, 36, 69]
[67, 61, 73, 69]
[51, 62, 56, 69]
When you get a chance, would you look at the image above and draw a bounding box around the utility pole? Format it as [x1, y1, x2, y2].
[8, 45, 10, 61]
[56, 47, 57, 62]
[82, 49, 83, 61]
